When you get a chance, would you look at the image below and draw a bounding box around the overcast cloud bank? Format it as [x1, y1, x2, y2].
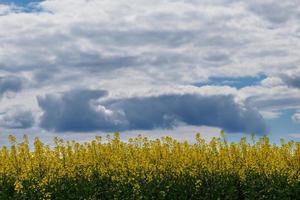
[0, 0, 299, 137]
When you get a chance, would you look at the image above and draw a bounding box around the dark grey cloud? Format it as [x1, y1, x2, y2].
[38, 89, 267, 134]
[33, 68, 59, 83]
[280, 75, 300, 88]
[248, 2, 296, 24]
[0, 76, 23, 96]
[37, 89, 127, 132]
[0, 109, 34, 129]
[107, 94, 267, 134]
[247, 96, 300, 111]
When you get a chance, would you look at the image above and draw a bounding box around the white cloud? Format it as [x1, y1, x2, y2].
[288, 133, 300, 139]
[240, 84, 300, 113]
[292, 112, 300, 123]
[261, 77, 284, 87]
[0, 107, 34, 129]
[0, 5, 10, 15]
[0, 0, 299, 134]
[260, 110, 282, 119]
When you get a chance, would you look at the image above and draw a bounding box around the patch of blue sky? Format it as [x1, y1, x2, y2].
[265, 109, 300, 142]
[194, 74, 267, 89]
[0, 0, 43, 12]
[223, 110, 300, 144]
[0, 0, 42, 6]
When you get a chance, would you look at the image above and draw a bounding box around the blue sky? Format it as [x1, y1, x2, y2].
[0, 0, 300, 144]
[0, 0, 41, 5]
[0, 0, 42, 9]
[194, 75, 267, 89]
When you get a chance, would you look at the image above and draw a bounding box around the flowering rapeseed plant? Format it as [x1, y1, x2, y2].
[0, 133, 299, 199]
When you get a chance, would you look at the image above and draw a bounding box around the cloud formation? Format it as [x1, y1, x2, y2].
[248, 1, 297, 24]
[37, 89, 126, 132]
[0, 0, 299, 82]
[38, 89, 267, 134]
[0, 0, 299, 136]
[292, 112, 300, 123]
[280, 75, 300, 89]
[0, 76, 23, 96]
[0, 108, 34, 129]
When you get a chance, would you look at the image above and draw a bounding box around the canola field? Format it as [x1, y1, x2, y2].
[0, 133, 300, 200]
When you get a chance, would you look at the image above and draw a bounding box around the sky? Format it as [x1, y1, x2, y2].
[0, 0, 300, 145]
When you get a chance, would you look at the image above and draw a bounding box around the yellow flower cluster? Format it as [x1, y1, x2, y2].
[0, 133, 299, 199]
